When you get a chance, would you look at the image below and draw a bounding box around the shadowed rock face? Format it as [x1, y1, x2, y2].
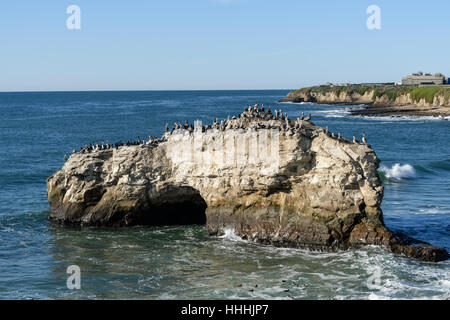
[46, 107, 449, 262]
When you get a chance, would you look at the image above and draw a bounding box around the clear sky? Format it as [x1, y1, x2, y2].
[0, 0, 449, 91]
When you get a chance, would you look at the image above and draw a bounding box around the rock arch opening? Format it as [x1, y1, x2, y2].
[142, 186, 207, 226]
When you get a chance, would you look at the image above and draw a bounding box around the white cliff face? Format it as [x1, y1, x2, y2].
[46, 108, 449, 261]
[283, 88, 450, 116]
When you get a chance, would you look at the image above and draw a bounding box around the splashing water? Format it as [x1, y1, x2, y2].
[379, 163, 417, 180]
[219, 228, 245, 242]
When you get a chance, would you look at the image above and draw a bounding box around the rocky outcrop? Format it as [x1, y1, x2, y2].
[281, 86, 450, 116]
[282, 90, 374, 105]
[46, 106, 449, 262]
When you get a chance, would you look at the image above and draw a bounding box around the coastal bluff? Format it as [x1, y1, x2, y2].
[281, 85, 450, 116]
[46, 106, 448, 262]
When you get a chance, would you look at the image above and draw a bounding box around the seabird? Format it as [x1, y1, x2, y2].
[304, 114, 312, 121]
[362, 133, 367, 144]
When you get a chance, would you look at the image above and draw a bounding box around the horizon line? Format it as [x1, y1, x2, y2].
[0, 88, 295, 94]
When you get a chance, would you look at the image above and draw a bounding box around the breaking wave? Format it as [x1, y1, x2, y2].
[379, 163, 417, 180]
[219, 228, 246, 242]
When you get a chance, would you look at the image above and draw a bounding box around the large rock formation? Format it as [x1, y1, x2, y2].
[46, 106, 449, 262]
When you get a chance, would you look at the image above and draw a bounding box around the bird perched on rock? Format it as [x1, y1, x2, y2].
[362, 132, 367, 144]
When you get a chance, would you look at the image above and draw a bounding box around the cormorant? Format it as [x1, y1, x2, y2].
[362, 132, 367, 144]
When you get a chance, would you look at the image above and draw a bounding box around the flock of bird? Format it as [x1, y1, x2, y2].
[164, 104, 311, 133]
[64, 136, 167, 161]
[64, 103, 369, 162]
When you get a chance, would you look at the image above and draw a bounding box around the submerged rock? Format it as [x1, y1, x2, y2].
[46, 106, 448, 262]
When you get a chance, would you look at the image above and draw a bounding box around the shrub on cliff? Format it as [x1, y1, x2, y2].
[410, 87, 449, 104]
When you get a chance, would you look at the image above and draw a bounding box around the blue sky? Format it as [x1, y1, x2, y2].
[0, 0, 449, 91]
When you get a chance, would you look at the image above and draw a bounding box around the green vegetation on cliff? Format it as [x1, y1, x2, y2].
[409, 87, 450, 104]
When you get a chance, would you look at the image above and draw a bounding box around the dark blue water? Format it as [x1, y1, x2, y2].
[0, 91, 449, 299]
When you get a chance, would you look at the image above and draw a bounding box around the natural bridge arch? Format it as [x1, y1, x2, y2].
[141, 185, 207, 226]
[47, 109, 449, 261]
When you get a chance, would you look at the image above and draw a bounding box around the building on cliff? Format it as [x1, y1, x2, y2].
[402, 72, 448, 85]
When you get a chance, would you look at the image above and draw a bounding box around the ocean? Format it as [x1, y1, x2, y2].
[0, 90, 449, 299]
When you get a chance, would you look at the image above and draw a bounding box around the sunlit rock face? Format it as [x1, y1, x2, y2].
[47, 106, 448, 262]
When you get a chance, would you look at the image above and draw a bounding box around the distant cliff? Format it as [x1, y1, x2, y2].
[281, 85, 450, 116]
[47, 107, 448, 262]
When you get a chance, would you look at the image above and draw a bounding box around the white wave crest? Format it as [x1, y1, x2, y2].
[356, 114, 448, 122]
[219, 228, 245, 242]
[379, 163, 417, 180]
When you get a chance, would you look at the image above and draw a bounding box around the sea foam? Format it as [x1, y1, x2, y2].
[379, 163, 417, 180]
[219, 228, 245, 242]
